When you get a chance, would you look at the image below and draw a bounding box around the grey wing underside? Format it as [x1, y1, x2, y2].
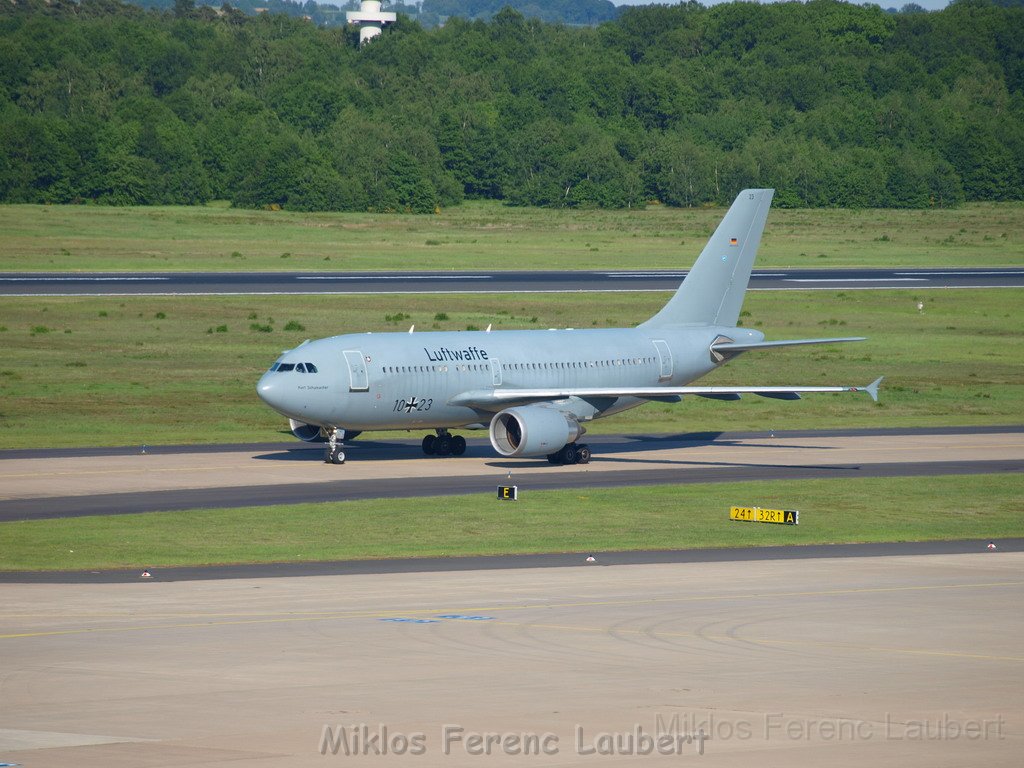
[449, 377, 883, 411]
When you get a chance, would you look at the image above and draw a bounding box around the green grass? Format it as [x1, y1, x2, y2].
[1, 200, 1021, 272]
[2, 475, 1020, 572]
[0, 289, 1020, 449]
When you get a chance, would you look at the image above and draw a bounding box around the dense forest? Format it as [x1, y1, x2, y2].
[1, 0, 1022, 211]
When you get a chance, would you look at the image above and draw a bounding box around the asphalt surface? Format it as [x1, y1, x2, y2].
[3, 267, 1023, 295]
[3, 424, 1018, 461]
[2, 427, 1020, 522]
[1, 458, 1019, 523]
[3, 551, 1022, 766]
[3, 538, 1021, 584]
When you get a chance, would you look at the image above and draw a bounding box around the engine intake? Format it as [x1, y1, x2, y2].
[489, 405, 584, 457]
[288, 420, 360, 442]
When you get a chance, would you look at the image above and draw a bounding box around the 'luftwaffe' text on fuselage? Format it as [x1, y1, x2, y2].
[423, 346, 489, 363]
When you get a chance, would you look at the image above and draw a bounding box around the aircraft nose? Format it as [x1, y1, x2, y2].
[257, 372, 294, 416]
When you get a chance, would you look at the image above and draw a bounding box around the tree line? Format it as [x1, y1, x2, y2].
[138, 0, 621, 29]
[1, 0, 1022, 212]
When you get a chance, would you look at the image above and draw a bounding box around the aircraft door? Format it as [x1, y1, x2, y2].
[653, 340, 672, 381]
[343, 350, 369, 391]
[490, 358, 502, 387]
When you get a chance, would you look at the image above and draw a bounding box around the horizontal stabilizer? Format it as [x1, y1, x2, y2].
[711, 337, 866, 354]
[449, 377, 883, 410]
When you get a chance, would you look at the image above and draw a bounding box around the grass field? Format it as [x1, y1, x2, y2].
[2, 475, 1019, 571]
[2, 204, 1020, 571]
[1, 200, 1021, 272]
[0, 288, 1020, 449]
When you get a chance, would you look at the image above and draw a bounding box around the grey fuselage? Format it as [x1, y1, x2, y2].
[256, 325, 764, 432]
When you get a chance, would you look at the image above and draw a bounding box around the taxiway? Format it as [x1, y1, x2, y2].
[1, 549, 1021, 766]
[1, 426, 1021, 521]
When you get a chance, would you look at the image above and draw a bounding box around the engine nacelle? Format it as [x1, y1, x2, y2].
[289, 419, 327, 442]
[489, 405, 584, 457]
[288, 420, 360, 442]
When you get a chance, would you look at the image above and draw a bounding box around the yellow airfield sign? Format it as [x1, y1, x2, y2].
[730, 506, 799, 525]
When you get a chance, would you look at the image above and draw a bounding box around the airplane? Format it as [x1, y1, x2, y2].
[256, 189, 881, 465]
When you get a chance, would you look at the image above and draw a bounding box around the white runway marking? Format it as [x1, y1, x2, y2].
[296, 275, 492, 280]
[896, 270, 1024, 276]
[786, 277, 926, 282]
[0, 276, 169, 281]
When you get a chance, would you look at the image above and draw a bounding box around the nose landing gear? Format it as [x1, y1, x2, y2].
[324, 428, 346, 465]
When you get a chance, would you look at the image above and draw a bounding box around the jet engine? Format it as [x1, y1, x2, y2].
[289, 419, 327, 442]
[288, 420, 360, 442]
[489, 405, 584, 457]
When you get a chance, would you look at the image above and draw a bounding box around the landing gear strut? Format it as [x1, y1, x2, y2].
[422, 429, 466, 457]
[324, 428, 345, 465]
[547, 443, 591, 465]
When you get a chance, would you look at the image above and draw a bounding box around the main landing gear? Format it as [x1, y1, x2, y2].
[422, 429, 467, 457]
[547, 442, 591, 465]
[324, 428, 345, 465]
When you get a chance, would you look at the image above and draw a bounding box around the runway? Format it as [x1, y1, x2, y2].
[2, 550, 1021, 766]
[1, 426, 1021, 521]
[2, 267, 1023, 295]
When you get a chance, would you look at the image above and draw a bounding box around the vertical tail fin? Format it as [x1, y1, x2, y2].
[640, 189, 774, 329]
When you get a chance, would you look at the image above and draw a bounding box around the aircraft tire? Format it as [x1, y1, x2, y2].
[560, 443, 578, 465]
[422, 434, 436, 455]
[435, 435, 452, 456]
[331, 450, 345, 465]
[451, 435, 467, 456]
[546, 453, 560, 464]
[576, 444, 591, 464]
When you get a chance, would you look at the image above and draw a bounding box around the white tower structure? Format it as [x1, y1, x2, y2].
[347, 0, 396, 46]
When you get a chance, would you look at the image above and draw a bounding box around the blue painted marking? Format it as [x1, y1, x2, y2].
[379, 618, 439, 624]
[436, 615, 494, 621]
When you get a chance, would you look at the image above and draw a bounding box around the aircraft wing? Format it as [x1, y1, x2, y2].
[449, 377, 883, 410]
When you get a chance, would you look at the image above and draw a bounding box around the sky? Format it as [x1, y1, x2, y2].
[611, 0, 952, 10]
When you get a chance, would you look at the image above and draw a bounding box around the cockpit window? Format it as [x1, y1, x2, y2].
[273, 362, 317, 373]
